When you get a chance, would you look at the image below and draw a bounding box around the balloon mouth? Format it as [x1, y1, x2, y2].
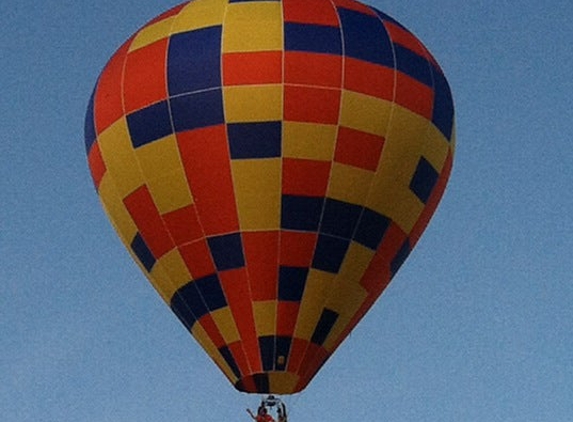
[234, 372, 306, 395]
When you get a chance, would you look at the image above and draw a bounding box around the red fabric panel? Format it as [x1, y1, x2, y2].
[177, 125, 239, 236]
[395, 72, 434, 119]
[334, 126, 385, 171]
[87, 142, 106, 189]
[282, 158, 331, 197]
[284, 52, 342, 87]
[279, 231, 317, 267]
[283, 0, 340, 26]
[123, 185, 174, 258]
[220, 268, 263, 373]
[284, 85, 341, 124]
[94, 38, 132, 133]
[344, 57, 394, 100]
[163, 204, 203, 246]
[179, 239, 216, 279]
[223, 51, 282, 85]
[123, 39, 169, 113]
[243, 231, 280, 301]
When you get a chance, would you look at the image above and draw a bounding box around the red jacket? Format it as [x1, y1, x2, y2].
[256, 414, 274, 422]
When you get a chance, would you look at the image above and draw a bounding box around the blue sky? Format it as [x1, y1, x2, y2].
[2, 0, 573, 421]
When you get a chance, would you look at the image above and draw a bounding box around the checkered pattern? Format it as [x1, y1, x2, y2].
[85, 0, 455, 394]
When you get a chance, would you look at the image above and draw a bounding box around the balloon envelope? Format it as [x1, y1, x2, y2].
[85, 0, 455, 394]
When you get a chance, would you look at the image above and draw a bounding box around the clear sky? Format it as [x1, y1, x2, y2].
[2, 0, 573, 421]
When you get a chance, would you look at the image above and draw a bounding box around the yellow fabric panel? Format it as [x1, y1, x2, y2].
[98, 175, 138, 245]
[222, 2, 283, 52]
[450, 123, 457, 153]
[252, 301, 277, 337]
[191, 322, 238, 383]
[130, 16, 175, 51]
[135, 135, 192, 213]
[382, 105, 431, 181]
[327, 163, 374, 206]
[231, 159, 281, 230]
[320, 245, 372, 350]
[211, 307, 242, 344]
[282, 122, 337, 160]
[97, 118, 145, 198]
[421, 121, 452, 172]
[336, 243, 375, 286]
[145, 170, 193, 215]
[171, 0, 227, 33]
[135, 135, 182, 177]
[223, 85, 283, 123]
[322, 284, 368, 351]
[363, 105, 438, 232]
[366, 172, 424, 234]
[339, 91, 392, 136]
[293, 269, 335, 340]
[149, 249, 191, 302]
[268, 372, 299, 395]
[148, 262, 177, 303]
[322, 308, 361, 352]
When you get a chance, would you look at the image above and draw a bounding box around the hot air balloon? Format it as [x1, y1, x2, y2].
[85, 0, 455, 396]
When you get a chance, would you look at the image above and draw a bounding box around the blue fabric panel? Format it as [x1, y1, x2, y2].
[228, 121, 282, 159]
[219, 345, 242, 378]
[171, 282, 204, 329]
[84, 89, 96, 153]
[409, 156, 439, 204]
[320, 198, 362, 239]
[278, 266, 308, 302]
[207, 233, 245, 271]
[168, 26, 222, 95]
[274, 336, 292, 371]
[171, 300, 195, 331]
[171, 275, 226, 330]
[312, 234, 349, 273]
[284, 22, 342, 55]
[170, 89, 225, 132]
[127, 100, 172, 147]
[130, 233, 156, 272]
[176, 281, 207, 320]
[354, 208, 390, 250]
[373, 8, 406, 30]
[431, 69, 455, 141]
[337, 8, 393, 67]
[391, 239, 411, 276]
[195, 274, 228, 311]
[394, 44, 433, 87]
[259, 336, 275, 371]
[281, 195, 324, 231]
[253, 374, 270, 393]
[311, 308, 339, 345]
